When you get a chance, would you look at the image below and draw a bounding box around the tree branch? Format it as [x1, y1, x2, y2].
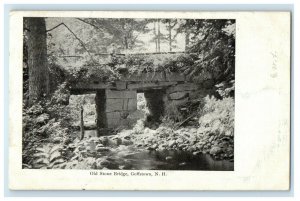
[76, 18, 100, 30]
[46, 22, 96, 63]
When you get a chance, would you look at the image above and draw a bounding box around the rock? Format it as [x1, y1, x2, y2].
[209, 146, 222, 155]
[168, 140, 176, 147]
[100, 160, 110, 166]
[68, 144, 76, 149]
[96, 146, 110, 152]
[193, 151, 201, 156]
[35, 113, 50, 124]
[209, 136, 214, 142]
[225, 130, 233, 136]
[169, 92, 188, 100]
[178, 144, 187, 149]
[176, 138, 184, 144]
[124, 135, 131, 140]
[78, 146, 85, 151]
[208, 132, 214, 136]
[122, 139, 133, 146]
[95, 144, 104, 148]
[179, 162, 187, 166]
[112, 138, 122, 146]
[100, 137, 109, 146]
[165, 156, 173, 161]
[52, 137, 62, 143]
[151, 144, 158, 149]
[70, 155, 79, 161]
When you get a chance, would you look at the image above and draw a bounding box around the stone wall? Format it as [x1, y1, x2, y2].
[95, 89, 138, 136]
[89, 71, 217, 135]
[105, 89, 137, 128]
[94, 82, 215, 135]
[165, 83, 198, 107]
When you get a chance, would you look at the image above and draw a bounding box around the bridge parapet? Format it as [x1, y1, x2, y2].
[70, 72, 186, 94]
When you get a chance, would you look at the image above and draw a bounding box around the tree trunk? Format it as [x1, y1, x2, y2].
[124, 36, 129, 49]
[80, 106, 85, 140]
[157, 19, 161, 52]
[185, 27, 190, 50]
[153, 21, 158, 52]
[168, 20, 172, 52]
[27, 17, 49, 105]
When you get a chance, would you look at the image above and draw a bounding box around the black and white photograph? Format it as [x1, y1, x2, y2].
[5, 9, 291, 191]
[21, 16, 236, 171]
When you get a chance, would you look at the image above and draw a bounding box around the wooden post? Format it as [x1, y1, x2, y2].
[80, 105, 85, 140]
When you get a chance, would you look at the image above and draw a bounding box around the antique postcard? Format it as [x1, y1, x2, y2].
[9, 11, 290, 190]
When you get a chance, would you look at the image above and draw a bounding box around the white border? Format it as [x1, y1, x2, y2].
[8, 11, 290, 191]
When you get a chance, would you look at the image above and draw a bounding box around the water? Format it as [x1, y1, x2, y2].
[97, 145, 234, 171]
[82, 130, 233, 171]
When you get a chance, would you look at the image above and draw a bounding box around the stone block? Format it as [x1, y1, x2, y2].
[128, 98, 137, 111]
[189, 90, 212, 100]
[122, 72, 166, 82]
[167, 83, 198, 93]
[166, 72, 185, 82]
[115, 81, 127, 90]
[202, 79, 215, 89]
[171, 97, 189, 107]
[106, 89, 137, 99]
[106, 99, 124, 112]
[106, 111, 121, 120]
[106, 118, 120, 128]
[168, 91, 188, 100]
[106, 117, 131, 128]
[73, 82, 113, 90]
[127, 82, 176, 90]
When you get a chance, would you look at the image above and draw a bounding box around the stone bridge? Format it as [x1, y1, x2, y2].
[70, 71, 214, 136]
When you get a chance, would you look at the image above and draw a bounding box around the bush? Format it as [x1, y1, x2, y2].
[198, 96, 234, 137]
[22, 83, 76, 169]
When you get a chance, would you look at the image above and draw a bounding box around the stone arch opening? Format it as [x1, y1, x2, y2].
[143, 89, 166, 129]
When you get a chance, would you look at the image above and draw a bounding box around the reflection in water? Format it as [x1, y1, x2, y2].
[83, 130, 233, 171]
[98, 145, 234, 171]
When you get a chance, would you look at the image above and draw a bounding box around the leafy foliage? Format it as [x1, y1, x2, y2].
[112, 53, 185, 74]
[31, 144, 65, 169]
[198, 96, 234, 137]
[22, 83, 76, 168]
[177, 19, 235, 84]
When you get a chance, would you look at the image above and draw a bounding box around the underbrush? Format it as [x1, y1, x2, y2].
[130, 95, 234, 160]
[22, 82, 76, 169]
[198, 96, 234, 138]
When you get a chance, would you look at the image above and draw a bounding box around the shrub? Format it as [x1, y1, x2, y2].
[198, 96, 234, 137]
[22, 83, 76, 169]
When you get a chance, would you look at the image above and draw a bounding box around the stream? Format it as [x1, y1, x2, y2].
[82, 130, 234, 171]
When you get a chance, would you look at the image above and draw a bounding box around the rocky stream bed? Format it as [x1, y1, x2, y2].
[59, 124, 234, 170]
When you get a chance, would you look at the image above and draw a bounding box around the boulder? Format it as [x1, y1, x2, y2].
[168, 140, 176, 147]
[35, 113, 50, 124]
[96, 146, 110, 152]
[166, 156, 173, 161]
[176, 138, 184, 144]
[168, 92, 188, 100]
[209, 146, 222, 155]
[122, 139, 133, 146]
[151, 144, 158, 149]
